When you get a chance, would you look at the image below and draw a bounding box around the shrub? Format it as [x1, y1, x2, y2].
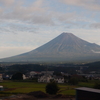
[45, 82, 59, 95]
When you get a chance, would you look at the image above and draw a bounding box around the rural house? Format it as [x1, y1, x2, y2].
[38, 75, 53, 83]
[54, 76, 64, 83]
[38, 75, 64, 83]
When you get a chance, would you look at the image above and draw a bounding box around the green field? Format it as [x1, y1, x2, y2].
[0, 80, 97, 97]
[0, 81, 77, 97]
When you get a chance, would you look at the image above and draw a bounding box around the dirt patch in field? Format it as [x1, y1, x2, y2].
[4, 88, 16, 91]
[53, 94, 74, 98]
[3, 94, 37, 100]
[27, 91, 49, 98]
[2, 91, 75, 100]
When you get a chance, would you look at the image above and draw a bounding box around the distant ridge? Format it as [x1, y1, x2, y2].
[1, 32, 100, 63]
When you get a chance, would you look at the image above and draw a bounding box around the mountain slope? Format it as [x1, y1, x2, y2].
[1, 32, 100, 63]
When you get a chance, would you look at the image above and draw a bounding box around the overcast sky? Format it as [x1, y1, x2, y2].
[0, 0, 100, 58]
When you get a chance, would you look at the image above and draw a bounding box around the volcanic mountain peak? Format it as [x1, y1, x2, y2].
[57, 32, 81, 41]
[49, 32, 86, 46]
[60, 32, 73, 35]
[1, 32, 100, 63]
[57, 32, 76, 38]
[33, 32, 81, 52]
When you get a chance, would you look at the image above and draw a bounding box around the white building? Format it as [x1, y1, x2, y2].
[29, 71, 40, 78]
[23, 74, 27, 80]
[54, 76, 64, 83]
[38, 75, 64, 83]
[38, 75, 53, 83]
[30, 71, 38, 76]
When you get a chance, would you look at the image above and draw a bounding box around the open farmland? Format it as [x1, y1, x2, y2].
[0, 80, 98, 98]
[0, 81, 77, 97]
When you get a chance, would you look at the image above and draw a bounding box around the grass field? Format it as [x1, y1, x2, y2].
[0, 81, 77, 97]
[0, 80, 97, 97]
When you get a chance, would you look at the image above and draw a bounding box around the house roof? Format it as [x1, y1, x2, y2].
[75, 87, 100, 93]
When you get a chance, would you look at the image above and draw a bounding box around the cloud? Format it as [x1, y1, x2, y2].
[0, 0, 99, 59]
[8, 23, 39, 33]
[59, 0, 100, 10]
[52, 12, 76, 22]
[90, 23, 100, 29]
[0, 0, 55, 26]
[0, 0, 97, 27]
[0, 0, 15, 6]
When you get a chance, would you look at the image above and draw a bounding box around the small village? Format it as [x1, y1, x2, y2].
[0, 62, 100, 100]
[1, 70, 100, 100]
[1, 68, 100, 83]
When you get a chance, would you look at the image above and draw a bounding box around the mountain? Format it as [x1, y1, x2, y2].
[1, 32, 100, 63]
